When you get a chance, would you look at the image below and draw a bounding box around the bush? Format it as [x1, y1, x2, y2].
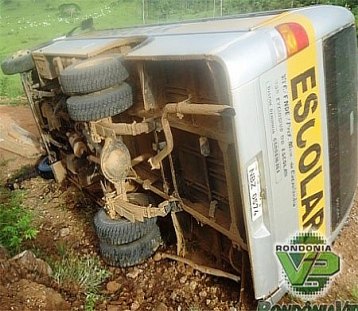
[52, 249, 110, 311]
[0, 188, 38, 253]
[58, 3, 81, 18]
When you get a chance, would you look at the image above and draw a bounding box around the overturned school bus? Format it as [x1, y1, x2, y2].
[2, 5, 357, 302]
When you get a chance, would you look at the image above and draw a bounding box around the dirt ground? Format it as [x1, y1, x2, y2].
[0, 105, 357, 310]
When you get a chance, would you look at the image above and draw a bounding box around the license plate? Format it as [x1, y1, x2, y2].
[247, 160, 263, 221]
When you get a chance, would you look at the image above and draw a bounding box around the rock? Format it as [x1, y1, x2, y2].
[179, 276, 187, 284]
[176, 262, 186, 274]
[155, 302, 168, 311]
[107, 305, 121, 311]
[199, 290, 207, 298]
[126, 267, 142, 279]
[12, 250, 52, 276]
[210, 286, 218, 295]
[135, 290, 145, 304]
[59, 227, 70, 237]
[13, 279, 70, 310]
[106, 281, 121, 293]
[170, 291, 177, 301]
[153, 253, 162, 262]
[189, 281, 197, 291]
[131, 301, 140, 310]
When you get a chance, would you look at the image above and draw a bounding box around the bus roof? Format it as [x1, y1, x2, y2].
[36, 5, 354, 60]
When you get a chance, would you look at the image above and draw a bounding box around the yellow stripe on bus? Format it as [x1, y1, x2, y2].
[264, 14, 326, 235]
[287, 16, 325, 236]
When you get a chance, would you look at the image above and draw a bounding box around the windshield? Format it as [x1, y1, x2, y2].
[323, 25, 358, 231]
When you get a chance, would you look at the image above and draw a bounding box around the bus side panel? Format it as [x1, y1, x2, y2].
[232, 81, 280, 299]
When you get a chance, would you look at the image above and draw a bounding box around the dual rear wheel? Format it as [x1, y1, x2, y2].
[93, 194, 162, 267]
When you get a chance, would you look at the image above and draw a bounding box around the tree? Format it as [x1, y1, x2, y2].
[58, 3, 81, 18]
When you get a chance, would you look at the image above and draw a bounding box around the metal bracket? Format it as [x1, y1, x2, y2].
[209, 200, 218, 218]
[32, 89, 55, 99]
[89, 118, 155, 143]
[105, 194, 178, 223]
[89, 121, 102, 143]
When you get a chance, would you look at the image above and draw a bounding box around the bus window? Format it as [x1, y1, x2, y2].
[324, 25, 358, 231]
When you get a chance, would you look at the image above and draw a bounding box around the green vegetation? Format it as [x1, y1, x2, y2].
[58, 3, 82, 18]
[52, 247, 110, 311]
[31, 241, 110, 310]
[0, 158, 10, 168]
[0, 187, 38, 253]
[0, 0, 357, 99]
[0, 0, 143, 98]
[352, 285, 358, 300]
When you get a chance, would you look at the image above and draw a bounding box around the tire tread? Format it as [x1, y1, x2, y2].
[94, 209, 157, 245]
[60, 55, 129, 94]
[1, 50, 34, 75]
[99, 225, 162, 267]
[66, 83, 132, 121]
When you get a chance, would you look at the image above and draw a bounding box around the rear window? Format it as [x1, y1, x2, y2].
[323, 25, 358, 230]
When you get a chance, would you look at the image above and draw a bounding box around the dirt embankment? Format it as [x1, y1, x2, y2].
[0, 160, 244, 311]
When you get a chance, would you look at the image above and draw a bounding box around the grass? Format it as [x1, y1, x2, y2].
[0, 0, 145, 99]
[51, 246, 110, 311]
[30, 241, 110, 310]
[53, 253, 110, 294]
[352, 285, 358, 300]
[0, 187, 38, 254]
[0, 158, 11, 167]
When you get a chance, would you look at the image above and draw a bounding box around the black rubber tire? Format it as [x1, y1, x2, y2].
[37, 156, 54, 180]
[94, 209, 157, 245]
[1, 50, 34, 75]
[99, 225, 162, 267]
[60, 55, 129, 95]
[66, 83, 133, 121]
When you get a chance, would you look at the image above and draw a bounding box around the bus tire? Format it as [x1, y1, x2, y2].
[66, 83, 132, 121]
[37, 156, 54, 180]
[94, 209, 158, 245]
[1, 50, 34, 75]
[99, 225, 162, 267]
[60, 55, 129, 95]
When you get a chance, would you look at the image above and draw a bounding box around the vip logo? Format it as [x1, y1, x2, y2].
[276, 232, 340, 298]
